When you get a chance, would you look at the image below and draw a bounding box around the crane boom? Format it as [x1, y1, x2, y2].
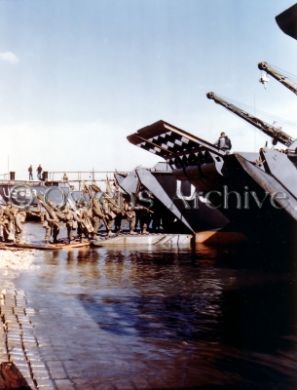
[206, 91, 294, 147]
[258, 61, 297, 96]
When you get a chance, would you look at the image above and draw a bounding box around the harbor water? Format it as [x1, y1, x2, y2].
[6, 223, 297, 389]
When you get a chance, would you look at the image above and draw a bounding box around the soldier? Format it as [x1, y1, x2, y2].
[1, 202, 26, 243]
[76, 200, 94, 240]
[38, 197, 61, 243]
[14, 208, 27, 243]
[135, 206, 151, 234]
[90, 195, 105, 238]
[61, 204, 78, 243]
[114, 212, 123, 233]
[113, 189, 125, 233]
[123, 199, 137, 234]
[102, 196, 118, 236]
[2, 202, 17, 242]
[136, 190, 154, 234]
[40, 206, 52, 243]
[151, 199, 163, 232]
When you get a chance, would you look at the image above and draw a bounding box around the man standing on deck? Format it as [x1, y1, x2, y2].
[28, 165, 33, 180]
[215, 132, 232, 153]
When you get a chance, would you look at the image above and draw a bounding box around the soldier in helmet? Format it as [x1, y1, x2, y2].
[2, 201, 18, 242]
[40, 206, 52, 243]
[77, 200, 94, 240]
[38, 196, 61, 243]
[123, 198, 137, 234]
[61, 203, 78, 243]
[136, 189, 154, 234]
[1, 202, 27, 243]
[90, 195, 105, 238]
[102, 196, 118, 236]
[15, 208, 27, 243]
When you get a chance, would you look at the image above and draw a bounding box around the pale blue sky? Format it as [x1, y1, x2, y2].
[0, 0, 296, 177]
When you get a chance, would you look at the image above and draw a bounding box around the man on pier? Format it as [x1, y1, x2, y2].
[28, 165, 33, 180]
[37, 165, 43, 181]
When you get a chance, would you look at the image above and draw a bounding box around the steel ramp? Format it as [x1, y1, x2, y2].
[127, 120, 226, 170]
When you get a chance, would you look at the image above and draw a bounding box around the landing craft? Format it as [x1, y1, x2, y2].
[127, 4, 297, 248]
[115, 162, 228, 233]
[127, 112, 297, 246]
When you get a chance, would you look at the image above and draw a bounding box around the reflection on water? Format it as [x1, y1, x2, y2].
[15, 224, 297, 388]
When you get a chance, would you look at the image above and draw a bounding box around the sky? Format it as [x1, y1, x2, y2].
[0, 0, 297, 178]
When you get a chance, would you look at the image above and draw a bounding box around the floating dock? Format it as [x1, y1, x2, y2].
[0, 241, 90, 251]
[92, 233, 193, 248]
[0, 231, 248, 251]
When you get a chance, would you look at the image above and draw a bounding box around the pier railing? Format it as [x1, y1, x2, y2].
[47, 170, 126, 190]
[0, 170, 128, 191]
[0, 172, 10, 180]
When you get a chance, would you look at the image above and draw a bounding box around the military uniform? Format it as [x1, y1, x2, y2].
[123, 200, 136, 234]
[39, 200, 61, 243]
[62, 205, 78, 243]
[91, 197, 105, 237]
[15, 209, 26, 243]
[77, 202, 94, 240]
[102, 198, 118, 236]
[2, 203, 17, 242]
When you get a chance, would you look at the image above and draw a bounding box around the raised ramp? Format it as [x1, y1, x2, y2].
[127, 120, 225, 169]
[0, 240, 90, 251]
[91, 234, 192, 248]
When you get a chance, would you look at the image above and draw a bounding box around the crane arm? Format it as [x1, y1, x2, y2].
[258, 61, 297, 96]
[206, 91, 294, 147]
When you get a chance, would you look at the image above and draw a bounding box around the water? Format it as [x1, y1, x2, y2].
[14, 224, 297, 388]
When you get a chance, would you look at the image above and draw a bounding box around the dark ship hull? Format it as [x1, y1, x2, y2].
[127, 120, 297, 248]
[115, 161, 228, 234]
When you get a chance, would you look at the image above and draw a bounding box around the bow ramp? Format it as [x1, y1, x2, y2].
[127, 120, 225, 168]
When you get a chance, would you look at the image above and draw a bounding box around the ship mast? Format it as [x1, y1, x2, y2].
[206, 91, 294, 147]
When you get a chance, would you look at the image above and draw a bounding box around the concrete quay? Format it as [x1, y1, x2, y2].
[0, 252, 61, 389]
[0, 287, 55, 389]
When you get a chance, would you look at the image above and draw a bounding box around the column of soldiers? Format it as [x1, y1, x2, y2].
[0, 184, 158, 245]
[37, 186, 156, 243]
